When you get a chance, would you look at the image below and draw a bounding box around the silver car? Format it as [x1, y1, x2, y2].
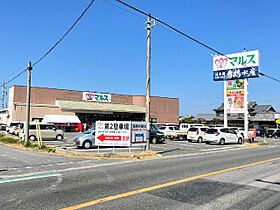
[73, 127, 95, 149]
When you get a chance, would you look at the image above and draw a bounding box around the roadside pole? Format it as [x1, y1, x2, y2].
[145, 14, 155, 151]
[244, 78, 249, 141]
[224, 80, 228, 127]
[25, 62, 32, 142]
[2, 81, 6, 109]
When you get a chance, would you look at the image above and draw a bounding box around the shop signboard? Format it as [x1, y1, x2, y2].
[95, 121, 131, 146]
[131, 122, 147, 146]
[213, 50, 260, 81]
[275, 114, 280, 124]
[83, 92, 111, 102]
[226, 79, 244, 90]
[225, 90, 244, 114]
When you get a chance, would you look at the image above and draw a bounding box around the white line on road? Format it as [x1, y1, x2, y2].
[0, 173, 60, 184]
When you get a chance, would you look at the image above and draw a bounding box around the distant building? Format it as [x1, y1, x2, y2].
[213, 101, 279, 128]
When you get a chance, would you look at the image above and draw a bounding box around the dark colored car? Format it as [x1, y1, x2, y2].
[265, 129, 276, 138]
[273, 129, 280, 138]
[150, 124, 165, 144]
[256, 128, 266, 137]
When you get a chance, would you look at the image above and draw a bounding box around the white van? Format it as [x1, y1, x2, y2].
[180, 124, 204, 132]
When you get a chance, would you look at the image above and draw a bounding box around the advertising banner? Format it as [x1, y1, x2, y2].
[131, 122, 147, 146]
[95, 121, 131, 146]
[226, 90, 244, 97]
[226, 79, 244, 90]
[213, 67, 259, 81]
[226, 95, 244, 114]
[83, 92, 111, 102]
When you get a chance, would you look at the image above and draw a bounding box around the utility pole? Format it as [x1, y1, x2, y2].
[2, 81, 6, 110]
[25, 62, 32, 142]
[145, 14, 156, 151]
[223, 80, 228, 127]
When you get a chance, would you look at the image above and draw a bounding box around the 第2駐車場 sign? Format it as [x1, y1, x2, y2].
[213, 50, 260, 81]
[95, 121, 131, 147]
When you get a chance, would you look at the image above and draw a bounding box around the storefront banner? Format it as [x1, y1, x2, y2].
[83, 92, 111, 102]
[226, 96, 244, 114]
[226, 79, 244, 90]
[131, 122, 147, 146]
[226, 90, 244, 97]
[213, 67, 259, 81]
[213, 50, 260, 71]
[95, 121, 131, 146]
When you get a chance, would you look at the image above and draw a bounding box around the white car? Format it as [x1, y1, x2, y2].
[158, 126, 179, 138]
[187, 127, 209, 143]
[204, 127, 243, 145]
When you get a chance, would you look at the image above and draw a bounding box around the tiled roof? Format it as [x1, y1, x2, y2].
[250, 113, 280, 122]
[251, 105, 275, 114]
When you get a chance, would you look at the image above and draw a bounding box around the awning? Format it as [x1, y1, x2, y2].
[42, 115, 81, 123]
[56, 99, 145, 114]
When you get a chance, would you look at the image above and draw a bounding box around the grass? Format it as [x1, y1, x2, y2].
[258, 142, 273, 146]
[0, 133, 55, 153]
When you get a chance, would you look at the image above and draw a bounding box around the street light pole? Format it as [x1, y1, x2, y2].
[145, 14, 156, 151]
[25, 62, 32, 142]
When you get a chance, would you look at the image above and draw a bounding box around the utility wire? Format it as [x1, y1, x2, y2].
[0, 0, 96, 88]
[114, 0, 280, 84]
[259, 72, 280, 83]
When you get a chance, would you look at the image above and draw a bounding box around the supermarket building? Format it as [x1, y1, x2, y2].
[2, 86, 179, 127]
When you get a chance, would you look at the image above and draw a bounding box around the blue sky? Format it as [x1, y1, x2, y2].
[1, 0, 280, 116]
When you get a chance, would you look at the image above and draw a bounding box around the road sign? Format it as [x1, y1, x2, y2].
[95, 121, 131, 146]
[131, 122, 147, 146]
[213, 50, 260, 81]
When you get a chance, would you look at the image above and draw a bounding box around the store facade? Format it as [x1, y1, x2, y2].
[5, 86, 179, 130]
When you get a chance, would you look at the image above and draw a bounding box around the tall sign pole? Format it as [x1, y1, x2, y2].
[244, 77, 249, 141]
[25, 61, 32, 142]
[223, 80, 228, 127]
[2, 81, 6, 109]
[145, 14, 156, 151]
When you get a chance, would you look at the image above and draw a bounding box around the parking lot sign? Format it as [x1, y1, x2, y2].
[95, 121, 131, 146]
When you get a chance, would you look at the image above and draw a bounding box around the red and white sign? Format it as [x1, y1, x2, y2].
[95, 121, 131, 146]
[82, 92, 111, 102]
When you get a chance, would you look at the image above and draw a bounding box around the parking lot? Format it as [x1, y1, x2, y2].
[3, 131, 279, 157]
[37, 132, 246, 156]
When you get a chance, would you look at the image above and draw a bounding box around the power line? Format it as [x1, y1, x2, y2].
[259, 72, 280, 83]
[114, 0, 280, 84]
[32, 0, 96, 67]
[0, 0, 96, 88]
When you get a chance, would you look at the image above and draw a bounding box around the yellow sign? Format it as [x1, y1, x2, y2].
[275, 119, 280, 124]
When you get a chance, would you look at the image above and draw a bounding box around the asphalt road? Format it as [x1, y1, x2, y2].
[0, 143, 280, 209]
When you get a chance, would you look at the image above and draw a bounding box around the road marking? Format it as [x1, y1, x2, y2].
[200, 146, 233, 151]
[60, 157, 280, 210]
[0, 173, 60, 184]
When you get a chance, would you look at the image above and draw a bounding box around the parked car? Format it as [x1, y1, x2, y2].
[20, 123, 64, 141]
[204, 127, 243, 145]
[273, 129, 280, 138]
[179, 123, 204, 132]
[256, 128, 267, 137]
[150, 124, 165, 144]
[230, 127, 245, 137]
[265, 129, 277, 138]
[187, 127, 209, 143]
[73, 127, 95, 149]
[158, 125, 179, 138]
[7, 122, 24, 135]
